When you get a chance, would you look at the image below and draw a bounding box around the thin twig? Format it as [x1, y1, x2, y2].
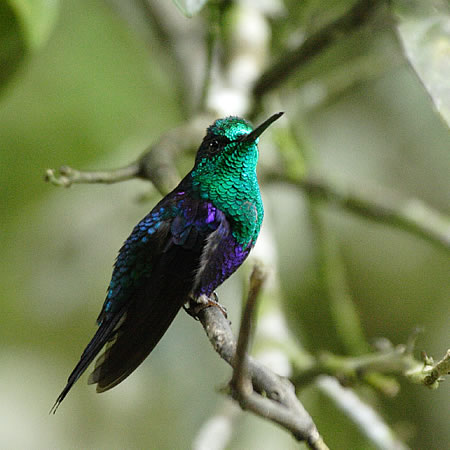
[44, 164, 140, 187]
[45, 115, 214, 194]
[292, 333, 450, 392]
[231, 263, 267, 394]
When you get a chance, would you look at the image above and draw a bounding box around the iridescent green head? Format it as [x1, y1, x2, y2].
[191, 112, 283, 193]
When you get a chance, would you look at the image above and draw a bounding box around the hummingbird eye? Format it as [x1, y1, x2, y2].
[199, 135, 230, 159]
[208, 139, 221, 154]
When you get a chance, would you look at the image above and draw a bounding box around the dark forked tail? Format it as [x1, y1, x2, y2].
[50, 312, 124, 414]
[50, 288, 185, 412]
[88, 293, 183, 392]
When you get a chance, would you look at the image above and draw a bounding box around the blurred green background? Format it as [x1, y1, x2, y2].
[1, 1, 449, 449]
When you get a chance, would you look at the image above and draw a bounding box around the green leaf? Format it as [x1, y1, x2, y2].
[172, 0, 208, 18]
[0, 1, 25, 90]
[394, 0, 450, 127]
[9, 0, 60, 50]
[0, 0, 59, 92]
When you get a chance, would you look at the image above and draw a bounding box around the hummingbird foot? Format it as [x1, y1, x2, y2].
[184, 292, 228, 319]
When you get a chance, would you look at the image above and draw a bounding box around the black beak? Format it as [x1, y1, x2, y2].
[241, 112, 284, 143]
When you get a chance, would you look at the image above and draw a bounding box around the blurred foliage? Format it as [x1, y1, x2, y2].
[0, 0, 448, 449]
[173, 0, 208, 17]
[394, 0, 450, 126]
[0, 0, 59, 92]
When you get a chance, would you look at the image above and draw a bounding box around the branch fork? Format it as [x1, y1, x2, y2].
[196, 263, 329, 450]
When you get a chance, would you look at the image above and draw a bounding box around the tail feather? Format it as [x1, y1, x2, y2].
[50, 312, 125, 413]
[88, 293, 184, 392]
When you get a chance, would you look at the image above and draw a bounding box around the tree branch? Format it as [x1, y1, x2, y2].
[316, 376, 409, 450]
[196, 265, 328, 449]
[252, 0, 381, 104]
[45, 115, 213, 194]
[265, 171, 450, 254]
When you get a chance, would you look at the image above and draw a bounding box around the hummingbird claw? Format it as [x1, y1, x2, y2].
[184, 293, 228, 319]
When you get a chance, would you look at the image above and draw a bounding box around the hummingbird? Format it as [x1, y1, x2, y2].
[51, 112, 283, 412]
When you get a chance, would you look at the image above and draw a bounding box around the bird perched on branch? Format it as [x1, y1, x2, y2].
[52, 112, 283, 411]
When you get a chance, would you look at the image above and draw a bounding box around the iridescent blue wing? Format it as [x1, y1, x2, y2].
[98, 205, 174, 323]
[88, 195, 210, 392]
[52, 187, 210, 409]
